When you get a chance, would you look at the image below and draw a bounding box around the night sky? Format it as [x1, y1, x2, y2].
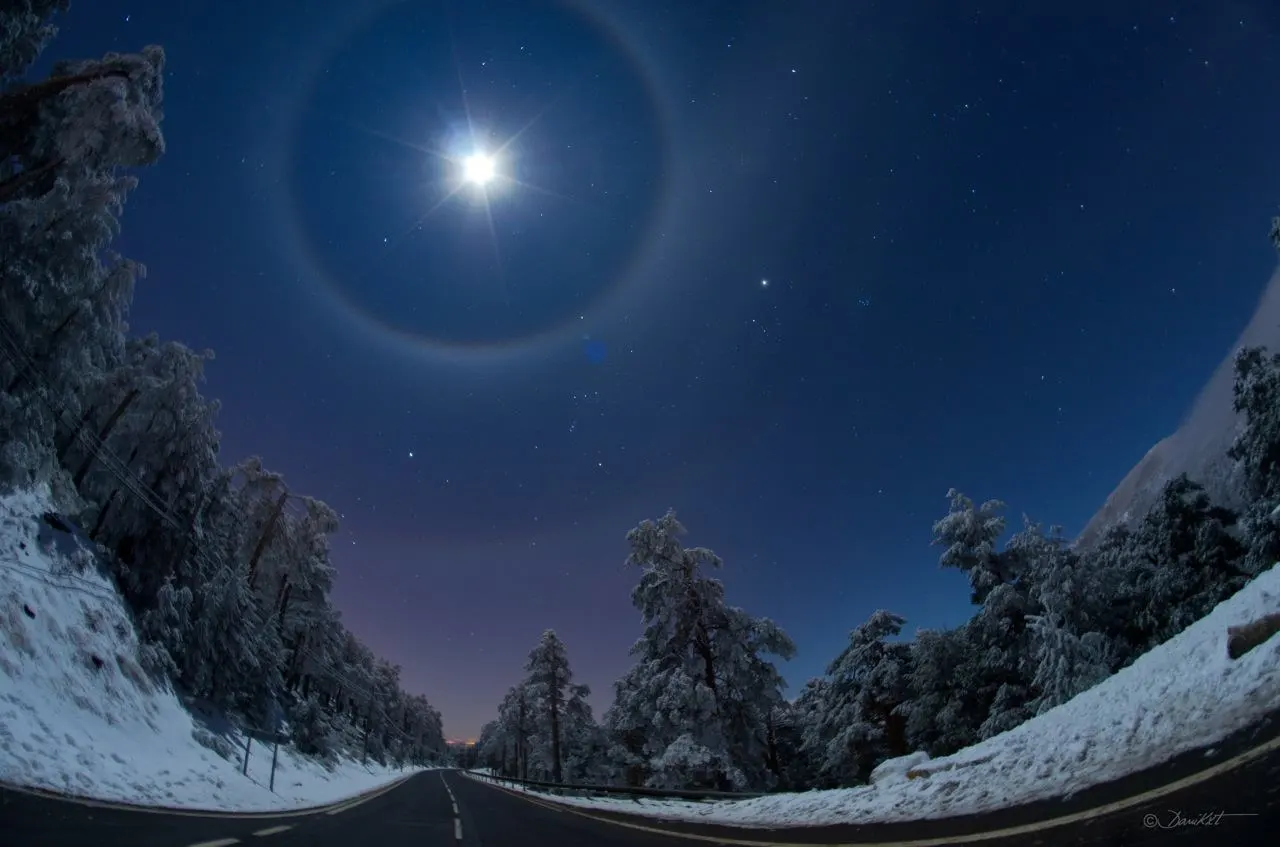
[40, 1, 1280, 739]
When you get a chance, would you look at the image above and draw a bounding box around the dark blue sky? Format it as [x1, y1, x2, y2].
[45, 0, 1280, 738]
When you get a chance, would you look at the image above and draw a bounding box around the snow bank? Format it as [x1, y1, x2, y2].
[491, 563, 1280, 827]
[0, 485, 423, 811]
[869, 751, 931, 786]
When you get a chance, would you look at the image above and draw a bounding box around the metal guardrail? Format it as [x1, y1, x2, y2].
[465, 769, 765, 802]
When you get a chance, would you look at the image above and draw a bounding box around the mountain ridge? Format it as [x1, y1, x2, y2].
[1076, 264, 1280, 549]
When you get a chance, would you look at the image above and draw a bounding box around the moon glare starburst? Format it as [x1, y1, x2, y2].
[462, 152, 496, 185]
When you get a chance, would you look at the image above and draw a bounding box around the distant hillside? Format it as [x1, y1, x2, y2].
[1076, 265, 1280, 550]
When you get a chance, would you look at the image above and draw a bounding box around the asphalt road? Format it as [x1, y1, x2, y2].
[3, 726, 1280, 847]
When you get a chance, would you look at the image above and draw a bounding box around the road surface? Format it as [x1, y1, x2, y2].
[2, 728, 1279, 847]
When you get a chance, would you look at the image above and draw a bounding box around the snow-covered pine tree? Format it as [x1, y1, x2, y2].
[1020, 523, 1113, 714]
[601, 660, 658, 785]
[1123, 474, 1247, 647]
[612, 510, 795, 791]
[775, 678, 826, 788]
[0, 35, 165, 493]
[966, 582, 1036, 739]
[524, 629, 573, 782]
[928, 491, 1039, 740]
[998, 517, 1115, 715]
[1229, 344, 1280, 572]
[0, 1, 69, 83]
[897, 626, 974, 755]
[496, 683, 537, 780]
[1026, 611, 1111, 715]
[932, 489, 1015, 604]
[560, 682, 608, 782]
[802, 610, 910, 786]
[477, 720, 503, 772]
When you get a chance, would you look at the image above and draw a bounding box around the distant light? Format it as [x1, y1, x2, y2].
[761, 279, 769, 287]
[463, 153, 496, 185]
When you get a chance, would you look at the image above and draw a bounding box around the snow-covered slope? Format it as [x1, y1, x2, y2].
[1077, 264, 1280, 549]
[0, 485, 422, 811]
[477, 562, 1280, 827]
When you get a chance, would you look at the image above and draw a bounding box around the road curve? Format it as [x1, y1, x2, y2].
[3, 714, 1280, 847]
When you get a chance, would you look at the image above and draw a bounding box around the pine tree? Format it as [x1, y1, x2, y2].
[803, 610, 911, 786]
[524, 629, 573, 783]
[1229, 345, 1280, 572]
[932, 489, 1014, 604]
[1026, 611, 1111, 714]
[898, 627, 974, 756]
[1126, 475, 1247, 646]
[1022, 524, 1113, 713]
[0, 37, 165, 490]
[560, 682, 607, 782]
[0, 1, 69, 84]
[606, 510, 795, 790]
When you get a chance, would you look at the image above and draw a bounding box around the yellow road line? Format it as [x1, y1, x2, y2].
[463, 733, 1280, 847]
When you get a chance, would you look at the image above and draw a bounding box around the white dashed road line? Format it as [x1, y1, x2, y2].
[185, 821, 295, 846]
[441, 772, 462, 841]
[252, 825, 294, 836]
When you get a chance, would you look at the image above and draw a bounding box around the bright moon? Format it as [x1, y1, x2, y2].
[463, 153, 496, 185]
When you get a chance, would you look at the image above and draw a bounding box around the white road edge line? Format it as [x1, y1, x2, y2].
[455, 817, 463, 840]
[323, 771, 420, 816]
[187, 840, 240, 847]
[252, 825, 294, 836]
[2, 770, 422, 820]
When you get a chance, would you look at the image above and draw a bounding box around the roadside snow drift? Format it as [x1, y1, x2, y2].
[0, 485, 421, 811]
[486, 561, 1280, 827]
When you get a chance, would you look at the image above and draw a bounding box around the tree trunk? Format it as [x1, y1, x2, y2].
[90, 489, 118, 541]
[0, 66, 132, 159]
[0, 155, 63, 203]
[884, 705, 907, 758]
[695, 622, 718, 697]
[73, 387, 140, 488]
[764, 710, 781, 779]
[517, 695, 529, 781]
[88, 426, 156, 542]
[174, 475, 228, 577]
[275, 579, 293, 633]
[247, 490, 289, 588]
[549, 666, 562, 783]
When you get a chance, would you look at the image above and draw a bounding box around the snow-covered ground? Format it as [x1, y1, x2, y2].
[476, 562, 1280, 828]
[0, 485, 425, 812]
